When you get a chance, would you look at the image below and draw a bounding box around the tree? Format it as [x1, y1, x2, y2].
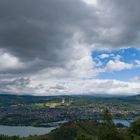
[76, 134, 92, 140]
[97, 125, 123, 140]
[53, 126, 77, 140]
[103, 109, 113, 125]
[97, 109, 124, 140]
[125, 118, 140, 140]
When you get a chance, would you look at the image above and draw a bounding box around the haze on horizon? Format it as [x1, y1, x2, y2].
[0, 0, 140, 96]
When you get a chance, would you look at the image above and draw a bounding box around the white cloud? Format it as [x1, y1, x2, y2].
[0, 66, 139, 96]
[135, 60, 140, 66]
[60, 32, 98, 78]
[105, 60, 134, 72]
[0, 51, 25, 71]
[82, 0, 98, 6]
[112, 55, 122, 61]
[27, 77, 140, 96]
[98, 54, 110, 59]
[130, 76, 140, 82]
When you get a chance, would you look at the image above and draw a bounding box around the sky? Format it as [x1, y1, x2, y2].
[0, 0, 140, 96]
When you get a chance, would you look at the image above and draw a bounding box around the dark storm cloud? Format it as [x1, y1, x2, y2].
[0, 0, 99, 74]
[97, 0, 140, 47]
[0, 0, 140, 75]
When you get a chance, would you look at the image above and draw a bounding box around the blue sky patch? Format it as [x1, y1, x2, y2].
[92, 47, 140, 81]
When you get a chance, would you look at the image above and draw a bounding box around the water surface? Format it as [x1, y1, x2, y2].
[0, 125, 56, 137]
[113, 119, 132, 127]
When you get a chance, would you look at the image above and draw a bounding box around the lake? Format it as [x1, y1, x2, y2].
[99, 119, 132, 127]
[113, 119, 133, 127]
[0, 125, 57, 137]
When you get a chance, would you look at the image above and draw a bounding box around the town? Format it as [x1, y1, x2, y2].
[0, 95, 139, 127]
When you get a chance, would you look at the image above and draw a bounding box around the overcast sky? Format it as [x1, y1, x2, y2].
[0, 0, 140, 96]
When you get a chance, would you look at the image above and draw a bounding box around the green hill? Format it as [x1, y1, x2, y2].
[24, 119, 99, 140]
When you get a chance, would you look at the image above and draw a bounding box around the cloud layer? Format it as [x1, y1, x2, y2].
[0, 0, 140, 95]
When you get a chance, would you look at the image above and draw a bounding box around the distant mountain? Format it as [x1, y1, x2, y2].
[0, 94, 56, 107]
[0, 93, 139, 107]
